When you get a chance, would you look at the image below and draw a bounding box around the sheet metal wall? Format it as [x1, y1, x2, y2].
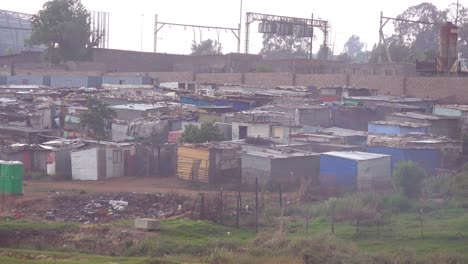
[102, 76, 152, 85]
[271, 155, 320, 185]
[319, 154, 357, 189]
[366, 146, 439, 175]
[7, 75, 50, 86]
[51, 76, 102, 88]
[241, 153, 271, 185]
[71, 148, 98, 180]
[177, 146, 210, 183]
[368, 123, 428, 135]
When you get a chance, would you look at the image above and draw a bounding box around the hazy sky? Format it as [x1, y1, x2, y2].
[2, 0, 460, 55]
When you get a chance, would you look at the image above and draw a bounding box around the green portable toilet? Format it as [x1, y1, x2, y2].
[0, 161, 24, 195]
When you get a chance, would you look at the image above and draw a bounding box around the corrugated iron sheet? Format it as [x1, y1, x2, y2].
[366, 146, 439, 175]
[177, 147, 210, 183]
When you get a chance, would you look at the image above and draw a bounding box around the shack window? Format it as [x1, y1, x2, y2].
[113, 150, 122, 164]
[136, 90, 142, 96]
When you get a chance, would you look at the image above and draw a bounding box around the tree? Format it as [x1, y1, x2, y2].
[394, 2, 446, 60]
[393, 161, 428, 199]
[343, 35, 365, 58]
[454, 163, 468, 201]
[190, 39, 223, 55]
[260, 29, 311, 59]
[28, 0, 100, 63]
[180, 123, 224, 143]
[80, 98, 116, 140]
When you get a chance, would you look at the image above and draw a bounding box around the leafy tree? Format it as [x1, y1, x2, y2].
[394, 2, 446, 60]
[343, 35, 365, 58]
[190, 39, 223, 55]
[80, 98, 116, 140]
[180, 123, 224, 143]
[28, 0, 100, 63]
[393, 161, 428, 199]
[260, 28, 311, 59]
[454, 163, 468, 201]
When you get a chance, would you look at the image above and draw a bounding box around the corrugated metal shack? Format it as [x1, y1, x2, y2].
[7, 75, 51, 86]
[178, 144, 241, 184]
[367, 134, 463, 170]
[260, 104, 331, 127]
[291, 127, 367, 146]
[344, 96, 437, 113]
[51, 76, 102, 88]
[71, 143, 135, 181]
[0, 76, 6, 85]
[111, 119, 170, 142]
[368, 121, 430, 136]
[135, 144, 177, 177]
[320, 151, 391, 191]
[111, 104, 169, 121]
[102, 76, 153, 85]
[433, 105, 468, 137]
[0, 125, 54, 144]
[386, 112, 460, 139]
[332, 105, 379, 131]
[242, 149, 319, 186]
[374, 102, 425, 120]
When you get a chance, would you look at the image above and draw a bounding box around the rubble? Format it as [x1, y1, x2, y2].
[14, 192, 187, 224]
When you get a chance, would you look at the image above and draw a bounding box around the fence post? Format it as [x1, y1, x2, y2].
[236, 191, 241, 229]
[200, 193, 205, 220]
[220, 187, 223, 225]
[279, 184, 284, 233]
[306, 210, 310, 239]
[255, 177, 259, 233]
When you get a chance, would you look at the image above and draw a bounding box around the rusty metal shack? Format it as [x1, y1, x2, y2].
[177, 143, 241, 185]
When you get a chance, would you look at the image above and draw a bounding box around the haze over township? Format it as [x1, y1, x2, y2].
[2, 0, 458, 54]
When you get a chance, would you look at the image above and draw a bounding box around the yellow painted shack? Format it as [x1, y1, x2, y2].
[177, 144, 241, 184]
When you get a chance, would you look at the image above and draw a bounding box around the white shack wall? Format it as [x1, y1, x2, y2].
[71, 148, 98, 180]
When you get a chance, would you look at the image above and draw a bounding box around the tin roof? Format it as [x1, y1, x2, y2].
[111, 103, 167, 111]
[390, 112, 459, 120]
[370, 121, 431, 128]
[323, 151, 390, 161]
[434, 104, 468, 112]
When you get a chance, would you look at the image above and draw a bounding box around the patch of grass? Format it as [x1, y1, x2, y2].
[282, 207, 468, 258]
[0, 219, 78, 232]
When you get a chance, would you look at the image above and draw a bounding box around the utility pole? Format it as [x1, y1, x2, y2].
[456, 0, 460, 26]
[140, 14, 144, 52]
[378, 11, 383, 63]
[238, 0, 243, 53]
[310, 13, 314, 60]
[154, 14, 158, 53]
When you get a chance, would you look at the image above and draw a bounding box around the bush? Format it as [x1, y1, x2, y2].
[455, 163, 468, 202]
[180, 123, 224, 143]
[393, 161, 428, 198]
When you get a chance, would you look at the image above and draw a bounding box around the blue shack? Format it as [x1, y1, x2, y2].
[368, 121, 429, 136]
[366, 146, 439, 175]
[320, 151, 391, 191]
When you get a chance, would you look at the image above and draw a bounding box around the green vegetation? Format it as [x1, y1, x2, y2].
[0, 219, 77, 231]
[29, 0, 100, 63]
[190, 39, 223, 55]
[80, 97, 116, 140]
[393, 161, 428, 198]
[180, 123, 224, 143]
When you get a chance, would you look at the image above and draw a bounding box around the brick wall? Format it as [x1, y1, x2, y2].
[406, 77, 468, 104]
[195, 73, 243, 84]
[350, 75, 404, 95]
[149, 72, 194, 83]
[295, 74, 346, 87]
[244, 72, 294, 87]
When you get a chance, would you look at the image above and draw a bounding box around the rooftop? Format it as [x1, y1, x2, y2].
[390, 112, 459, 120]
[111, 103, 168, 111]
[345, 95, 436, 103]
[434, 104, 468, 112]
[244, 150, 318, 159]
[370, 121, 431, 128]
[323, 151, 390, 161]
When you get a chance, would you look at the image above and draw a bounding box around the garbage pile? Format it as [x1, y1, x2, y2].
[15, 192, 188, 224]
